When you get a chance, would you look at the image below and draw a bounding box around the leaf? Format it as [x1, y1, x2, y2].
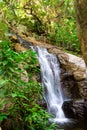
[10, 80, 17, 85]
[11, 93, 17, 98]
[11, 92, 29, 100]
[9, 67, 15, 73]
[0, 79, 7, 88]
[2, 60, 8, 66]
[0, 113, 8, 121]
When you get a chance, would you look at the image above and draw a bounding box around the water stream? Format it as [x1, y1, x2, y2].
[36, 46, 68, 123]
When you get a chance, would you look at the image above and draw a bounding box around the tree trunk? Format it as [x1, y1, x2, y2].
[74, 0, 87, 65]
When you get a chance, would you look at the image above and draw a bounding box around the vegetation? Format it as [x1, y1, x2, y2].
[0, 13, 56, 128]
[0, 0, 80, 53]
[0, 40, 57, 130]
[0, 0, 85, 129]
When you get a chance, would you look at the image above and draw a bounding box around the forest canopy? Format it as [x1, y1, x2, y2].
[0, 0, 80, 53]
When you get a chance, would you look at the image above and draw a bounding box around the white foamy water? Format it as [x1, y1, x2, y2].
[36, 46, 68, 123]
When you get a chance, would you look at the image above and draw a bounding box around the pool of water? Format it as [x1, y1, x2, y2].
[64, 120, 87, 130]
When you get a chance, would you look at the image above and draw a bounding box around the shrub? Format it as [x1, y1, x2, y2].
[0, 41, 57, 130]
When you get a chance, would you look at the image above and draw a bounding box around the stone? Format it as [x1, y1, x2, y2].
[62, 100, 75, 118]
[48, 48, 87, 81]
[76, 81, 87, 99]
[62, 99, 87, 120]
[67, 53, 87, 81]
[14, 43, 27, 52]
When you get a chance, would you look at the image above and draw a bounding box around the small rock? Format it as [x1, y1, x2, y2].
[14, 43, 27, 52]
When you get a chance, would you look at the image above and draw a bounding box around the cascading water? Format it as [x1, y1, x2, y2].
[16, 35, 85, 130]
[16, 33, 68, 123]
[36, 46, 68, 123]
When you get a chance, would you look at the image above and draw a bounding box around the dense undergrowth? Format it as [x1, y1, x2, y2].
[0, 41, 57, 130]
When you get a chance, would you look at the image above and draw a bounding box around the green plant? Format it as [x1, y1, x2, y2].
[10, 81, 56, 130]
[47, 18, 80, 54]
[0, 78, 8, 122]
[0, 40, 57, 130]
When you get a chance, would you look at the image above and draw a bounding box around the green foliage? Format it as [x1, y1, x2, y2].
[10, 86, 56, 130]
[0, 77, 8, 122]
[0, 0, 80, 53]
[0, 21, 8, 40]
[0, 113, 8, 122]
[0, 40, 57, 130]
[47, 19, 80, 53]
[46, 1, 81, 53]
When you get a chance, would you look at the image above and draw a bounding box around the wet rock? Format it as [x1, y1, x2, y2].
[16, 34, 32, 48]
[62, 100, 87, 120]
[73, 100, 85, 120]
[62, 100, 75, 118]
[60, 69, 81, 99]
[77, 81, 87, 98]
[84, 99, 87, 120]
[36, 72, 42, 82]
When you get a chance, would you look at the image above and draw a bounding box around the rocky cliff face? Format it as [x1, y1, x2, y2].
[48, 47, 87, 97]
[48, 47, 87, 120]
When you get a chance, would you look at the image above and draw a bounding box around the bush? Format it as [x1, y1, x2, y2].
[0, 41, 57, 130]
[47, 19, 80, 54]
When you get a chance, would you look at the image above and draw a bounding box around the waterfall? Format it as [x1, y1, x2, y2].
[14, 33, 69, 123]
[36, 46, 68, 123]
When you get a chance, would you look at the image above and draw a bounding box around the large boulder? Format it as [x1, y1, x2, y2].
[48, 47, 87, 101]
[62, 99, 87, 120]
[48, 47, 87, 81]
